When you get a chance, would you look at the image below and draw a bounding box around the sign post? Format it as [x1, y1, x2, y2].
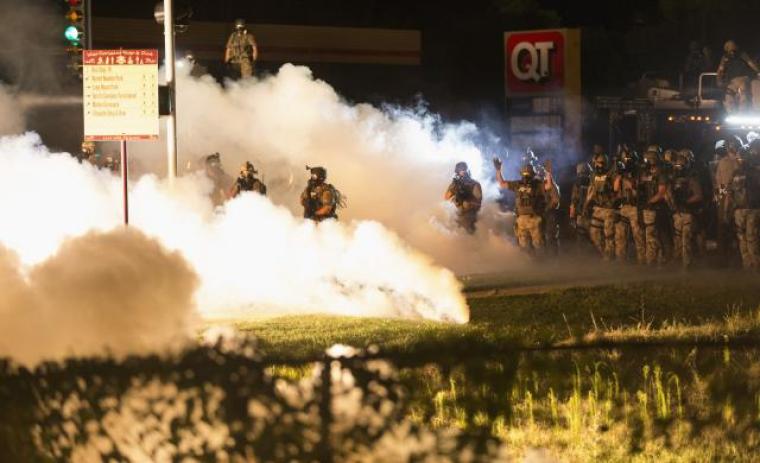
[83, 49, 159, 225]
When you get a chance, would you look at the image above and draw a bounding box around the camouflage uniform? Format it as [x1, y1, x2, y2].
[639, 168, 669, 265]
[586, 170, 617, 260]
[714, 154, 740, 258]
[614, 171, 646, 264]
[670, 172, 703, 268]
[445, 176, 483, 234]
[301, 182, 338, 222]
[225, 23, 258, 78]
[730, 163, 760, 269]
[570, 177, 592, 252]
[504, 178, 549, 254]
[231, 173, 266, 197]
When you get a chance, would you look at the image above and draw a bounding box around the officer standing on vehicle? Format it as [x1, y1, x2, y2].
[444, 161, 483, 234]
[716, 40, 760, 112]
[224, 19, 258, 78]
[230, 161, 267, 198]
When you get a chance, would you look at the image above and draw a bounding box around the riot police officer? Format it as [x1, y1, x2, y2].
[569, 162, 593, 253]
[224, 19, 258, 78]
[730, 144, 760, 270]
[230, 161, 267, 198]
[444, 161, 483, 234]
[614, 146, 646, 264]
[494, 158, 559, 256]
[584, 152, 617, 261]
[670, 150, 704, 268]
[301, 166, 341, 222]
[638, 146, 670, 266]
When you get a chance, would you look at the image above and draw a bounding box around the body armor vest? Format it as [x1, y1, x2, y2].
[671, 174, 695, 212]
[638, 170, 661, 209]
[591, 173, 615, 208]
[515, 179, 543, 216]
[731, 168, 760, 209]
[619, 173, 638, 206]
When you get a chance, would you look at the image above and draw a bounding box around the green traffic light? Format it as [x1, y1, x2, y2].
[64, 25, 80, 42]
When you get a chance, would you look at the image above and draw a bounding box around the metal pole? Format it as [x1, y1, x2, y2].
[120, 140, 129, 225]
[164, 0, 178, 185]
[85, 0, 93, 50]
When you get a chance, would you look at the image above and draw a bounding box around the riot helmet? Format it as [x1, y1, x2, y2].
[454, 161, 470, 178]
[240, 161, 257, 176]
[234, 18, 246, 31]
[520, 163, 536, 180]
[308, 165, 327, 182]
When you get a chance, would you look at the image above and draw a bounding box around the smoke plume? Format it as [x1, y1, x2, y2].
[130, 64, 526, 274]
[0, 228, 198, 366]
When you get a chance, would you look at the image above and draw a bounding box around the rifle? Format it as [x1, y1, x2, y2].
[451, 177, 468, 207]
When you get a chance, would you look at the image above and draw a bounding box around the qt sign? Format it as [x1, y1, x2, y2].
[505, 30, 566, 95]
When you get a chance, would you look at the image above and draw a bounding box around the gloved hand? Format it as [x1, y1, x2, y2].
[492, 157, 502, 171]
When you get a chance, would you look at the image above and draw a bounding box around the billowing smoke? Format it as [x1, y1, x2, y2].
[130, 64, 526, 274]
[0, 132, 468, 354]
[0, 228, 198, 366]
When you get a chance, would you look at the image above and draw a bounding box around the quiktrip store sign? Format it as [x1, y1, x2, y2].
[503, 29, 581, 159]
[505, 30, 567, 95]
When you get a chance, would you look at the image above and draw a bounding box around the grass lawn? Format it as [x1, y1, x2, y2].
[232, 271, 760, 362]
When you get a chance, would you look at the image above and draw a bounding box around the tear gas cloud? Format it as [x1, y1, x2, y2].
[0, 131, 468, 365]
[0, 229, 198, 366]
[129, 64, 526, 273]
[0, 63, 553, 364]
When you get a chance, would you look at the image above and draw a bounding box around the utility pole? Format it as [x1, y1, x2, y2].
[163, 0, 178, 185]
[85, 0, 92, 50]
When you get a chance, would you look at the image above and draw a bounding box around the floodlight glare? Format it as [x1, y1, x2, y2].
[725, 114, 760, 126]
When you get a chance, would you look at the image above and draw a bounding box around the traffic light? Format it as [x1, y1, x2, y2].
[64, 0, 86, 77]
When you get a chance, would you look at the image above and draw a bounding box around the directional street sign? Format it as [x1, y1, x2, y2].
[83, 49, 159, 141]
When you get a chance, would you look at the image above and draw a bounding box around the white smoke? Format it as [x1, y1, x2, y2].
[131, 64, 526, 274]
[0, 132, 468, 336]
[0, 228, 198, 366]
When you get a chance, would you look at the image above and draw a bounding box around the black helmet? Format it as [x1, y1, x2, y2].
[308, 165, 327, 181]
[643, 145, 661, 166]
[673, 150, 691, 172]
[592, 153, 608, 173]
[715, 139, 728, 157]
[520, 163, 536, 179]
[618, 144, 638, 169]
[234, 18, 246, 30]
[454, 161, 470, 176]
[240, 161, 257, 175]
[206, 152, 221, 166]
[575, 162, 591, 178]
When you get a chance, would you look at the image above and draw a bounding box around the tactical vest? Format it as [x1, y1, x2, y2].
[237, 176, 266, 195]
[451, 178, 481, 206]
[724, 56, 754, 81]
[591, 173, 615, 208]
[571, 180, 589, 211]
[305, 183, 338, 218]
[731, 168, 760, 209]
[671, 174, 696, 212]
[515, 179, 543, 216]
[619, 174, 638, 206]
[638, 170, 662, 209]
